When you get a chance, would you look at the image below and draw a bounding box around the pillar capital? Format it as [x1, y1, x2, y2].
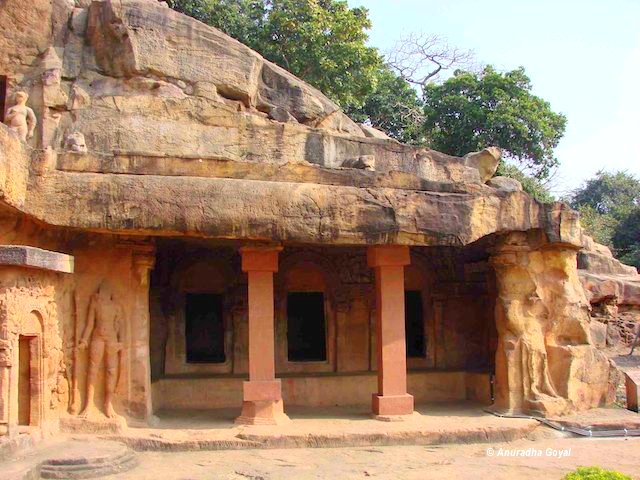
[367, 245, 410, 268]
[240, 246, 283, 273]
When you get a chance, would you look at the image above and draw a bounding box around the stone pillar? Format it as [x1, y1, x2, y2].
[236, 247, 289, 425]
[367, 245, 414, 419]
[129, 246, 155, 421]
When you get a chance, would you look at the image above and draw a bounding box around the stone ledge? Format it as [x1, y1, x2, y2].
[0, 245, 74, 273]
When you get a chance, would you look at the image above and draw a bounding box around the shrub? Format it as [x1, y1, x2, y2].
[564, 466, 632, 480]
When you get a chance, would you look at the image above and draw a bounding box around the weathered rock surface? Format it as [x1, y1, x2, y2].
[463, 147, 501, 183]
[87, 0, 359, 134]
[491, 232, 619, 415]
[577, 236, 640, 355]
[487, 176, 523, 192]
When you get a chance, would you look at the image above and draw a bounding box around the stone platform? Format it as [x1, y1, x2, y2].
[548, 407, 640, 431]
[104, 402, 540, 451]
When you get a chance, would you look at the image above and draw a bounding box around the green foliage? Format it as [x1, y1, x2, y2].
[346, 65, 425, 144]
[167, 0, 381, 110]
[496, 163, 554, 203]
[563, 466, 632, 480]
[571, 170, 640, 219]
[576, 205, 618, 247]
[166, 0, 265, 46]
[570, 171, 640, 268]
[612, 208, 640, 268]
[423, 66, 567, 179]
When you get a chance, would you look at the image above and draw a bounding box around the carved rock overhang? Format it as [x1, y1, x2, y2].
[0, 139, 583, 249]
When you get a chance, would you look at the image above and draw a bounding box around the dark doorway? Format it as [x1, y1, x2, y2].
[0, 76, 7, 123]
[185, 293, 225, 363]
[405, 291, 426, 358]
[18, 336, 31, 426]
[287, 292, 327, 362]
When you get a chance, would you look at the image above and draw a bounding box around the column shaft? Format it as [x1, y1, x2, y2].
[236, 247, 289, 425]
[247, 270, 275, 381]
[368, 245, 414, 418]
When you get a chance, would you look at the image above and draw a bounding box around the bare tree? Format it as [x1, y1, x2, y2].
[386, 33, 475, 92]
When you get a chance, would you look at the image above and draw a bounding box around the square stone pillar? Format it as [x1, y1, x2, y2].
[236, 246, 290, 425]
[367, 245, 414, 419]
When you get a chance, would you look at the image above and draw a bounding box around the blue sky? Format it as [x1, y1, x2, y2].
[348, 0, 640, 195]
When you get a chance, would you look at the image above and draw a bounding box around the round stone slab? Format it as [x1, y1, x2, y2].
[39, 440, 137, 479]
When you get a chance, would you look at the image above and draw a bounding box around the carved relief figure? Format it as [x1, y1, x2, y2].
[78, 282, 125, 419]
[4, 91, 37, 142]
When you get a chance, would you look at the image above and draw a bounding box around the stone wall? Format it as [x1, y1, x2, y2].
[0, 266, 72, 437]
[0, 209, 155, 435]
[153, 371, 491, 410]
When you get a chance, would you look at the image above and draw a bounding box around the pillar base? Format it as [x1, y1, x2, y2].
[372, 393, 414, 418]
[235, 399, 291, 425]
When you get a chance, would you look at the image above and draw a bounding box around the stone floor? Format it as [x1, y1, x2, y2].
[92, 435, 640, 479]
[5, 402, 640, 480]
[3, 403, 640, 479]
[106, 402, 539, 451]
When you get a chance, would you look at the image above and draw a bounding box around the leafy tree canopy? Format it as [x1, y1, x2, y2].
[612, 208, 640, 268]
[422, 66, 567, 179]
[167, 0, 381, 110]
[570, 170, 640, 219]
[348, 65, 425, 144]
[570, 171, 640, 268]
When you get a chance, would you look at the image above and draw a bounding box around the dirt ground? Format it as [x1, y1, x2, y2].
[110, 431, 640, 480]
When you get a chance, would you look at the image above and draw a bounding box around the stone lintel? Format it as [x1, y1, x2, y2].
[0, 245, 74, 273]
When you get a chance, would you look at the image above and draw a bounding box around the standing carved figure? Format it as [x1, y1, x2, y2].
[78, 283, 125, 419]
[4, 91, 37, 141]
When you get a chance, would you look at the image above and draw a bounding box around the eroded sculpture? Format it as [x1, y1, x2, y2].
[79, 282, 125, 419]
[4, 91, 37, 142]
[64, 132, 88, 153]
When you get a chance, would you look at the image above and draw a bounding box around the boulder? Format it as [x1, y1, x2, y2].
[487, 176, 523, 192]
[463, 147, 501, 183]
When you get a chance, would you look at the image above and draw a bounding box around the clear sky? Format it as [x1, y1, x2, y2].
[348, 0, 640, 195]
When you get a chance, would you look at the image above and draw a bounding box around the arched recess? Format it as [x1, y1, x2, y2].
[16, 310, 44, 428]
[404, 252, 435, 370]
[276, 251, 339, 374]
[164, 256, 236, 375]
